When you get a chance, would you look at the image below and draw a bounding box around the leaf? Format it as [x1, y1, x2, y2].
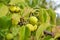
[38, 8, 44, 24]
[54, 33, 60, 40]
[0, 16, 12, 29]
[42, 9, 50, 23]
[0, 3, 3, 8]
[25, 0, 38, 7]
[49, 38, 54, 40]
[0, 28, 9, 39]
[0, 36, 3, 40]
[9, 0, 25, 4]
[0, 0, 10, 5]
[47, 8, 56, 25]
[16, 2, 26, 9]
[0, 5, 8, 17]
[46, 25, 52, 32]
[13, 35, 19, 40]
[36, 23, 50, 40]
[44, 35, 52, 40]
[19, 26, 31, 40]
[10, 26, 20, 36]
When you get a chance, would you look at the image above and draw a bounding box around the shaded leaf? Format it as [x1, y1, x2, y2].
[0, 16, 12, 29]
[0, 0, 10, 5]
[44, 35, 52, 40]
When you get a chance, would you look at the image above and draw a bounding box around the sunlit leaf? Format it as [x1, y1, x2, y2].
[10, 26, 20, 36]
[0, 3, 3, 8]
[49, 38, 54, 40]
[0, 5, 8, 17]
[25, 0, 38, 7]
[54, 33, 60, 40]
[9, 0, 25, 4]
[36, 23, 50, 40]
[19, 26, 31, 40]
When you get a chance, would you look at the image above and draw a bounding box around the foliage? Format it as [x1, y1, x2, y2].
[0, 0, 56, 40]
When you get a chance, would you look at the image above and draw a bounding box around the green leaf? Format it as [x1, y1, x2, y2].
[0, 16, 12, 29]
[36, 23, 50, 40]
[13, 35, 19, 40]
[19, 26, 31, 40]
[44, 35, 52, 40]
[0, 3, 3, 8]
[0, 28, 9, 39]
[47, 8, 56, 25]
[54, 33, 60, 40]
[0, 5, 8, 17]
[46, 25, 52, 32]
[25, 0, 38, 7]
[0, 35, 3, 40]
[16, 2, 27, 9]
[49, 38, 55, 40]
[38, 8, 44, 24]
[0, 0, 10, 5]
[9, 0, 25, 4]
[42, 9, 50, 23]
[10, 26, 20, 36]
